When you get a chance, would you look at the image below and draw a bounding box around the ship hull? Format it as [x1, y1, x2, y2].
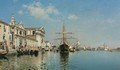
[59, 44, 69, 54]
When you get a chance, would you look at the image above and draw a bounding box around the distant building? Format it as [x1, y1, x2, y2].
[45, 41, 52, 50]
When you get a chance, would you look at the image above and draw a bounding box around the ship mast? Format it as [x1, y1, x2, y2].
[62, 23, 66, 44]
[56, 23, 74, 45]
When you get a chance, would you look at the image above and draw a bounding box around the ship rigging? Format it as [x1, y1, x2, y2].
[56, 23, 75, 54]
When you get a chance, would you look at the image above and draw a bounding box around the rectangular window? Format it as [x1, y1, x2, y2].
[0, 43, 3, 49]
[3, 34, 5, 40]
[17, 29, 18, 34]
[33, 31, 35, 35]
[25, 31, 26, 36]
[0, 25, 1, 32]
[9, 35, 11, 41]
[12, 32, 14, 41]
[4, 25, 6, 32]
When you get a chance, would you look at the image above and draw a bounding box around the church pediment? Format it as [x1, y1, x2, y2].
[16, 24, 25, 29]
[39, 27, 45, 33]
[17, 21, 25, 29]
[19, 24, 24, 29]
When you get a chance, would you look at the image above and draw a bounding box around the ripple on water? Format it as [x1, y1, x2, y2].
[0, 51, 120, 70]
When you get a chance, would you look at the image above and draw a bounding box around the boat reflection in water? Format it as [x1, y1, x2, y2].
[0, 51, 120, 70]
[60, 53, 69, 70]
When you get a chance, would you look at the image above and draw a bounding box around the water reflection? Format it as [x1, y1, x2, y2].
[0, 55, 8, 60]
[60, 53, 69, 70]
[0, 52, 48, 70]
[0, 56, 16, 70]
[0, 52, 120, 70]
[39, 52, 48, 70]
[0, 52, 70, 70]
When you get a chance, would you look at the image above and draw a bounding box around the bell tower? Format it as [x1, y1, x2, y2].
[10, 16, 16, 47]
[10, 16, 15, 26]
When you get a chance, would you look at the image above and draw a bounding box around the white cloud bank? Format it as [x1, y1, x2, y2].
[18, 2, 60, 21]
[18, 1, 80, 22]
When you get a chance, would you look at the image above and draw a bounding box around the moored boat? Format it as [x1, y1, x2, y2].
[59, 44, 69, 54]
[56, 23, 75, 54]
[69, 46, 75, 52]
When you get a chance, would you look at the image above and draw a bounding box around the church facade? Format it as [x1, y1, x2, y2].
[0, 16, 46, 53]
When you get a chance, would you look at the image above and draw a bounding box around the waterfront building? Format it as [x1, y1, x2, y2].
[26, 36, 38, 50]
[0, 16, 46, 53]
[25, 27, 45, 49]
[10, 16, 27, 50]
[0, 20, 12, 53]
[9, 16, 46, 50]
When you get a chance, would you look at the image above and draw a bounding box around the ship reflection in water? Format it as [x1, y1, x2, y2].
[60, 53, 69, 70]
[0, 51, 120, 70]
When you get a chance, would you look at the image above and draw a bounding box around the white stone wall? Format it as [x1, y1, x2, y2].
[0, 22, 11, 51]
[0, 23, 4, 42]
[36, 34, 42, 47]
[26, 39, 37, 49]
[5, 25, 11, 46]
[13, 24, 26, 49]
[15, 37, 19, 48]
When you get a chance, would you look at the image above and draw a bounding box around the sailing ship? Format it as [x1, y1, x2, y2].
[56, 23, 75, 54]
[75, 41, 80, 51]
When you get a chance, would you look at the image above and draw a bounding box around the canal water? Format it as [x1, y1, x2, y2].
[0, 51, 120, 70]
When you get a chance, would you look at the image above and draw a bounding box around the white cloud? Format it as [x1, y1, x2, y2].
[19, 2, 60, 21]
[46, 5, 59, 15]
[18, 10, 23, 14]
[68, 14, 79, 21]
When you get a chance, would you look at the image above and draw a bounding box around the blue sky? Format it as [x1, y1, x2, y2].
[1, 0, 120, 47]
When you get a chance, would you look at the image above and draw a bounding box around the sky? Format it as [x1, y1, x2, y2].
[1, 0, 120, 47]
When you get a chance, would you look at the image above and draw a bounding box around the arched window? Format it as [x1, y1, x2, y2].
[20, 31, 22, 35]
